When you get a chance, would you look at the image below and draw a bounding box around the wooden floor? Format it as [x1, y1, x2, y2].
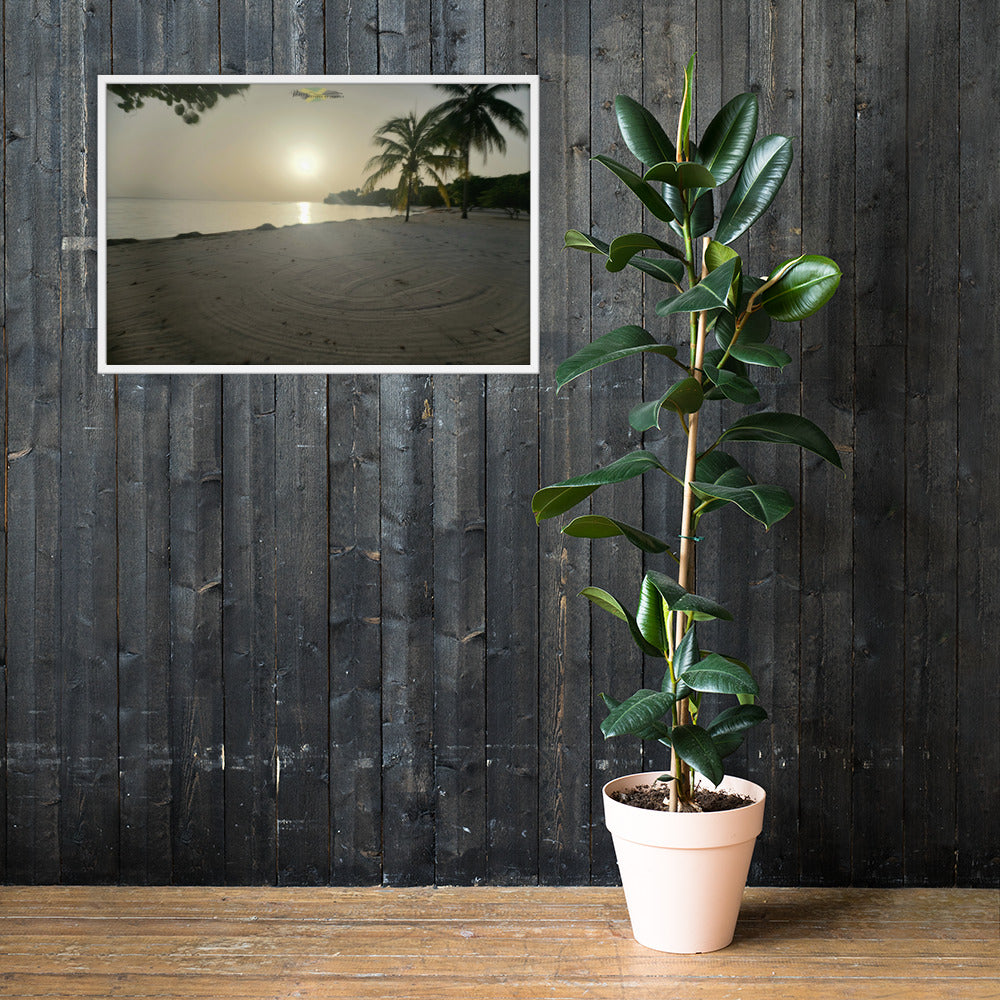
[0, 887, 996, 999]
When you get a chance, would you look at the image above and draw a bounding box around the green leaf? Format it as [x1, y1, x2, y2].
[718, 411, 843, 469]
[690, 481, 794, 529]
[714, 306, 771, 350]
[628, 256, 686, 285]
[671, 724, 724, 786]
[582, 587, 664, 658]
[599, 693, 671, 742]
[705, 240, 739, 272]
[564, 229, 610, 255]
[614, 95, 676, 167]
[688, 188, 715, 239]
[711, 731, 745, 759]
[727, 343, 792, 368]
[592, 155, 675, 223]
[555, 325, 678, 390]
[562, 515, 676, 557]
[657, 258, 739, 316]
[602, 689, 675, 739]
[636, 575, 669, 652]
[707, 703, 768, 738]
[682, 652, 759, 696]
[702, 364, 760, 404]
[629, 377, 704, 432]
[677, 54, 695, 161]
[606, 232, 686, 271]
[760, 255, 842, 321]
[644, 570, 734, 622]
[715, 134, 794, 244]
[643, 160, 717, 188]
[532, 450, 667, 522]
[692, 450, 752, 515]
[701, 349, 751, 401]
[698, 93, 759, 184]
[672, 625, 700, 699]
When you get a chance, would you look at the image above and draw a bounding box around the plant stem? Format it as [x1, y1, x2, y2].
[669, 237, 710, 812]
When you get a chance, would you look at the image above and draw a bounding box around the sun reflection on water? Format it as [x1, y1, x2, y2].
[297, 201, 312, 225]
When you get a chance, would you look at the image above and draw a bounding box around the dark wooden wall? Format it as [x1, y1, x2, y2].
[2, 0, 997, 888]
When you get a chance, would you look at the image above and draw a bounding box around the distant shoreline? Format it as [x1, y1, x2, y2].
[105, 210, 531, 367]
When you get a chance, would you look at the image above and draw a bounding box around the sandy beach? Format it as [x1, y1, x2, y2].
[105, 210, 531, 367]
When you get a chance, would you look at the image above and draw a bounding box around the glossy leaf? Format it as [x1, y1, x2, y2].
[532, 450, 667, 522]
[657, 258, 739, 316]
[644, 570, 734, 621]
[672, 625, 700, 699]
[692, 450, 752, 514]
[607, 232, 686, 271]
[707, 703, 768, 738]
[636, 575, 669, 653]
[701, 349, 751, 401]
[602, 689, 675, 739]
[760, 255, 842, 321]
[556, 325, 678, 390]
[614, 94, 676, 167]
[629, 377, 704, 431]
[582, 587, 663, 658]
[628, 255, 686, 285]
[715, 134, 794, 244]
[643, 160, 717, 188]
[564, 229, 610, 254]
[592, 155, 675, 223]
[688, 188, 715, 239]
[711, 731, 744, 759]
[705, 240, 739, 272]
[690, 480, 794, 529]
[683, 653, 759, 696]
[562, 515, 676, 556]
[698, 92, 759, 184]
[702, 364, 760, 404]
[718, 411, 843, 468]
[714, 307, 771, 350]
[670, 724, 724, 786]
[599, 693, 670, 744]
[727, 343, 792, 368]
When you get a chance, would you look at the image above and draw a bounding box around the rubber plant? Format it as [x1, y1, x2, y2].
[533, 57, 842, 812]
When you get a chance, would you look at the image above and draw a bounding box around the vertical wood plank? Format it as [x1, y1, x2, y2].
[379, 377, 436, 886]
[536, 0, 591, 888]
[325, 0, 379, 74]
[587, 0, 644, 886]
[218, 0, 278, 888]
[957, 0, 1000, 890]
[430, 3, 488, 886]
[739, 0, 803, 885]
[485, 0, 540, 885]
[799, 0, 856, 885]
[275, 377, 330, 885]
[221, 376, 277, 885]
[274, 0, 326, 74]
[4, 0, 63, 884]
[58, 0, 118, 883]
[327, 0, 383, 889]
[852, 0, 907, 886]
[161, 0, 225, 887]
[112, 0, 174, 888]
[904, 0, 960, 886]
[328, 378, 383, 885]
[168, 374, 225, 883]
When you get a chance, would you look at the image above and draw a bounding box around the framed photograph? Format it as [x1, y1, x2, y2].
[97, 75, 538, 374]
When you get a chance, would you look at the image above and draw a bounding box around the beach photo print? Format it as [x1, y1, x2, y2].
[97, 75, 538, 374]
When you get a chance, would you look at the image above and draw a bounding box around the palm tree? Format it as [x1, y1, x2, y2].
[361, 109, 455, 222]
[432, 84, 529, 219]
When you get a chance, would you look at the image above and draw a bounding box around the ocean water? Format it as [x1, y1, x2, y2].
[107, 198, 398, 241]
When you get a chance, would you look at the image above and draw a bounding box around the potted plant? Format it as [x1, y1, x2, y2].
[532, 57, 842, 953]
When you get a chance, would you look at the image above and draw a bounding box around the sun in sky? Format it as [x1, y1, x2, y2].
[293, 151, 319, 175]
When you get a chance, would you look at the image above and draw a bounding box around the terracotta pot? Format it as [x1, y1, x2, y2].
[603, 771, 766, 953]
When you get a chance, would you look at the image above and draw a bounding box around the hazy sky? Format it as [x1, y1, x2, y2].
[106, 81, 531, 202]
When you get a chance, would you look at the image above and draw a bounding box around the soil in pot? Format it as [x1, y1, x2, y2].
[609, 783, 753, 813]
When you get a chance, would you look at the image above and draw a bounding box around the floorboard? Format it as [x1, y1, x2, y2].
[0, 887, 995, 999]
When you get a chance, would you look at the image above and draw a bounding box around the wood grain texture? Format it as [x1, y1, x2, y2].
[852, 0, 908, 887]
[0, 887, 995, 999]
[0, 0, 997, 890]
